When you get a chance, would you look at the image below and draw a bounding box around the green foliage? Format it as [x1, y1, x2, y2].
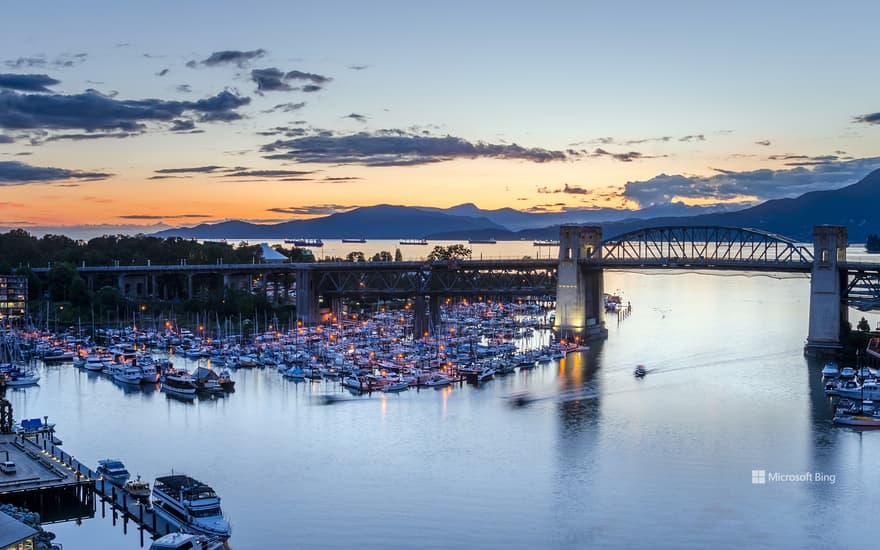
[857, 317, 871, 332]
[427, 244, 472, 261]
[371, 250, 393, 262]
[394, 248, 403, 261]
[345, 251, 366, 262]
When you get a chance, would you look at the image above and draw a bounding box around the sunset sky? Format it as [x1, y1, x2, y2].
[1, 1, 879, 233]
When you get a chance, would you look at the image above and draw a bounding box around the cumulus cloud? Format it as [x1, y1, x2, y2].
[197, 49, 267, 67]
[622, 157, 880, 207]
[0, 160, 112, 184]
[0, 73, 60, 93]
[261, 129, 570, 166]
[854, 112, 880, 125]
[251, 68, 291, 92]
[0, 89, 250, 133]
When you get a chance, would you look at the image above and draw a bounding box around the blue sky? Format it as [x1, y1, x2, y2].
[1, 0, 879, 229]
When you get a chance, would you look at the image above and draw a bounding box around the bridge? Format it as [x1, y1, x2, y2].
[33, 224, 879, 351]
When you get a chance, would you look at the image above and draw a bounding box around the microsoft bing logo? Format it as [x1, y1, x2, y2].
[751, 470, 766, 484]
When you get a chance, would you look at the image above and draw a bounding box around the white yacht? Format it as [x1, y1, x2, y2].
[114, 365, 143, 385]
[83, 355, 105, 372]
[162, 371, 198, 396]
[152, 474, 231, 539]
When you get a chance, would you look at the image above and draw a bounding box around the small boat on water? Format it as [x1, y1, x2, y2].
[123, 475, 151, 501]
[150, 532, 224, 550]
[399, 239, 428, 245]
[424, 373, 452, 387]
[833, 400, 880, 427]
[840, 367, 856, 379]
[97, 459, 131, 486]
[114, 365, 143, 386]
[477, 366, 495, 382]
[382, 380, 409, 393]
[152, 474, 231, 539]
[342, 238, 367, 243]
[533, 240, 560, 246]
[634, 365, 647, 378]
[162, 371, 198, 397]
[821, 362, 840, 378]
[468, 238, 497, 244]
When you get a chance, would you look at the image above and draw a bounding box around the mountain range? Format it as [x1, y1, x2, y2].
[153, 168, 880, 242]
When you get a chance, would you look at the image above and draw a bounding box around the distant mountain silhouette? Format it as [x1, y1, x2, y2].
[153, 169, 880, 242]
[153, 205, 506, 239]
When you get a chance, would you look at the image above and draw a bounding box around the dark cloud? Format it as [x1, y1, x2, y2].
[176, 84, 191, 93]
[343, 113, 367, 123]
[0, 89, 249, 132]
[261, 130, 569, 166]
[679, 134, 705, 142]
[854, 112, 880, 125]
[157, 69, 169, 77]
[0, 135, 12, 144]
[147, 175, 188, 180]
[169, 119, 196, 132]
[267, 204, 355, 216]
[348, 65, 369, 71]
[301, 85, 322, 93]
[284, 70, 331, 84]
[588, 148, 665, 162]
[622, 157, 880, 207]
[755, 139, 771, 146]
[323, 176, 361, 181]
[118, 214, 212, 220]
[199, 49, 267, 67]
[251, 68, 291, 92]
[767, 153, 852, 166]
[0, 73, 60, 93]
[221, 169, 315, 179]
[0, 160, 112, 184]
[43, 132, 135, 142]
[269, 101, 305, 113]
[198, 110, 243, 122]
[155, 166, 226, 174]
[537, 183, 590, 195]
[4, 53, 86, 69]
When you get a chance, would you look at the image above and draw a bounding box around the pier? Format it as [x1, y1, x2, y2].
[0, 431, 183, 547]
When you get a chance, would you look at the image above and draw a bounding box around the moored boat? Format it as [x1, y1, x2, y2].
[124, 475, 151, 501]
[821, 362, 840, 378]
[162, 370, 198, 396]
[152, 474, 231, 539]
[149, 532, 224, 550]
[97, 459, 131, 486]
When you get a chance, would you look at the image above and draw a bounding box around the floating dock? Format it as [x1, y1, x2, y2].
[0, 432, 184, 547]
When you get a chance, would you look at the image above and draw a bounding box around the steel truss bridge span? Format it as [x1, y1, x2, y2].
[584, 226, 814, 272]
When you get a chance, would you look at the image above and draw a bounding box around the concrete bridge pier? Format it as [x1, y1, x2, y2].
[806, 225, 848, 353]
[430, 295, 442, 334]
[296, 269, 320, 325]
[554, 225, 607, 341]
[413, 296, 428, 338]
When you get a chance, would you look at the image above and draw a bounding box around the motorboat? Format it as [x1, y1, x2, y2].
[837, 381, 880, 400]
[123, 475, 151, 501]
[217, 370, 235, 391]
[858, 366, 874, 379]
[425, 374, 453, 387]
[840, 367, 856, 379]
[634, 365, 647, 378]
[821, 362, 839, 377]
[162, 371, 198, 396]
[152, 474, 231, 539]
[477, 366, 495, 382]
[3, 367, 40, 387]
[97, 459, 131, 486]
[382, 380, 409, 392]
[149, 532, 224, 550]
[83, 354, 105, 372]
[341, 375, 363, 391]
[114, 365, 143, 386]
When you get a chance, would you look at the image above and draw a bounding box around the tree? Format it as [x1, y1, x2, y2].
[371, 251, 392, 262]
[345, 251, 366, 262]
[394, 248, 403, 262]
[857, 317, 871, 332]
[427, 244, 472, 261]
[47, 262, 81, 301]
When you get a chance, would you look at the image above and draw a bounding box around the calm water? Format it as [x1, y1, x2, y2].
[9, 244, 880, 549]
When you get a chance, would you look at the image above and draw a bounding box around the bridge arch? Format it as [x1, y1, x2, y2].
[588, 225, 814, 268]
